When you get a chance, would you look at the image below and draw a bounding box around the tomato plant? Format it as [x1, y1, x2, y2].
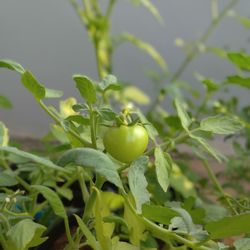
[0, 1, 250, 250]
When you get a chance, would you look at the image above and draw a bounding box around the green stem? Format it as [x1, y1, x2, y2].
[39, 100, 92, 147]
[88, 104, 97, 148]
[148, 0, 240, 113]
[106, 0, 117, 18]
[201, 159, 238, 215]
[77, 167, 90, 203]
[82, 175, 104, 223]
[64, 217, 75, 248]
[123, 195, 211, 250]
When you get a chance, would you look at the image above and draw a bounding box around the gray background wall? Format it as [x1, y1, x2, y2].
[0, 0, 250, 137]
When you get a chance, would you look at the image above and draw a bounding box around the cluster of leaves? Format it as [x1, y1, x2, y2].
[0, 58, 249, 250]
[1, 0, 250, 249]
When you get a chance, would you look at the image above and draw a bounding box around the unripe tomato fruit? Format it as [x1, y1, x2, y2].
[103, 124, 149, 163]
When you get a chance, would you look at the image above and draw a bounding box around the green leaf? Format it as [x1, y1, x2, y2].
[227, 52, 250, 71]
[174, 99, 191, 131]
[190, 134, 224, 162]
[6, 219, 47, 250]
[0, 146, 70, 173]
[0, 59, 25, 74]
[98, 75, 121, 92]
[0, 122, 9, 146]
[98, 107, 117, 121]
[32, 185, 67, 219]
[0, 95, 12, 109]
[123, 86, 150, 105]
[170, 164, 197, 198]
[45, 88, 63, 98]
[128, 156, 150, 213]
[154, 146, 171, 192]
[200, 115, 243, 135]
[142, 204, 178, 225]
[0, 172, 18, 186]
[57, 148, 123, 190]
[130, 0, 163, 24]
[237, 16, 250, 29]
[227, 75, 250, 89]
[206, 47, 228, 59]
[112, 241, 139, 250]
[73, 74, 97, 104]
[234, 238, 250, 250]
[74, 214, 99, 250]
[66, 115, 90, 125]
[201, 79, 219, 92]
[21, 71, 45, 100]
[121, 32, 167, 71]
[137, 110, 158, 142]
[205, 213, 250, 239]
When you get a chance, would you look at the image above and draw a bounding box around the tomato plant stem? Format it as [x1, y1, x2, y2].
[39, 100, 92, 147]
[148, 0, 240, 114]
[201, 159, 238, 215]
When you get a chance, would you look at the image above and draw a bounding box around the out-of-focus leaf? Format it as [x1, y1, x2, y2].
[227, 75, 250, 89]
[234, 238, 250, 250]
[0, 59, 25, 74]
[228, 52, 250, 71]
[121, 32, 167, 71]
[123, 86, 150, 105]
[174, 99, 191, 131]
[0, 122, 9, 146]
[0, 95, 12, 109]
[200, 115, 243, 135]
[98, 75, 121, 92]
[73, 75, 97, 104]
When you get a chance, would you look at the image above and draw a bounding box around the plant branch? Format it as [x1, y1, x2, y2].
[201, 158, 238, 215]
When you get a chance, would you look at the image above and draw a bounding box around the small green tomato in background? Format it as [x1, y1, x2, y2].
[103, 124, 149, 163]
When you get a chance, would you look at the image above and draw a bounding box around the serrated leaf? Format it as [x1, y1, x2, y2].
[234, 238, 250, 250]
[0, 95, 12, 109]
[0, 122, 9, 146]
[6, 219, 47, 250]
[154, 146, 170, 192]
[0, 146, 69, 173]
[0, 59, 25, 74]
[174, 99, 191, 131]
[128, 156, 150, 213]
[205, 213, 250, 239]
[228, 52, 250, 71]
[74, 214, 100, 250]
[32, 185, 67, 219]
[121, 32, 167, 71]
[142, 204, 178, 225]
[200, 115, 243, 135]
[73, 74, 97, 104]
[57, 148, 123, 190]
[190, 134, 224, 162]
[98, 74, 121, 92]
[227, 75, 250, 89]
[21, 71, 45, 100]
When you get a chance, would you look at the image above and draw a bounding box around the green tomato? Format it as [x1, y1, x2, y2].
[103, 124, 149, 163]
